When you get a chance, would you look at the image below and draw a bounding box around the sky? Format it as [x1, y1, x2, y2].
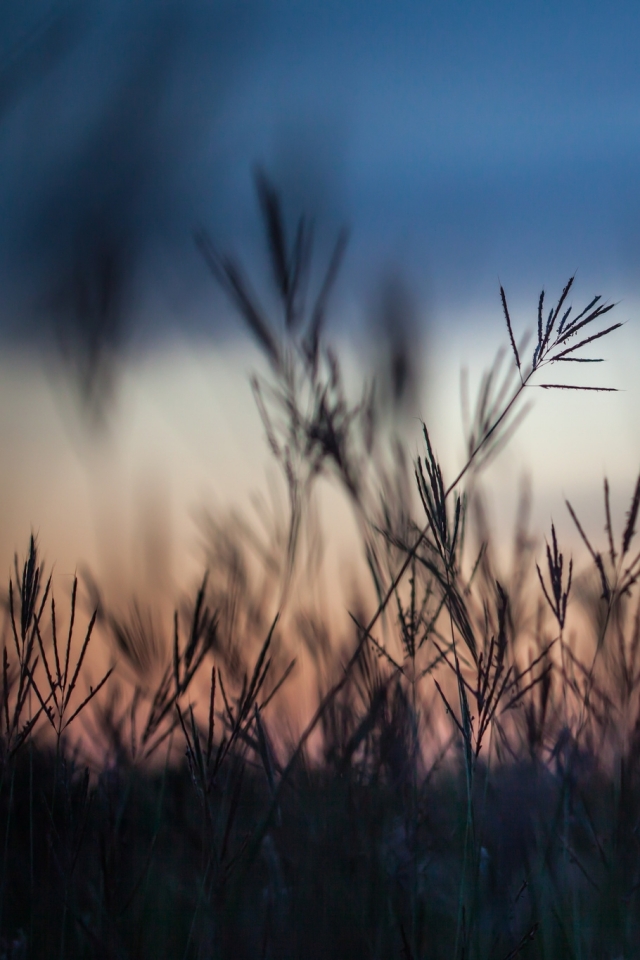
[1, 0, 640, 607]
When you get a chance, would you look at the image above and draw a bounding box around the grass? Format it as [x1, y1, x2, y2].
[0, 172, 637, 958]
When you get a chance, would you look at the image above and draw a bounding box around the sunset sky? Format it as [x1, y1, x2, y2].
[0, 0, 639, 605]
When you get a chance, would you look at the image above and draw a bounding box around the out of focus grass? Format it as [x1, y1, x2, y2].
[0, 178, 636, 959]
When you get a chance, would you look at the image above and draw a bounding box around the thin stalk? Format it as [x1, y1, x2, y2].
[455, 809, 472, 960]
[445, 369, 526, 497]
[0, 763, 16, 938]
[448, 567, 474, 960]
[29, 691, 34, 947]
[409, 655, 419, 958]
[241, 356, 529, 858]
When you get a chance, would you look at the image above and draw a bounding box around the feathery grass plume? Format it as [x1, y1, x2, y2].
[33, 576, 112, 739]
[433, 582, 552, 762]
[110, 603, 165, 679]
[217, 258, 625, 882]
[566, 499, 610, 603]
[500, 285, 520, 373]
[177, 617, 290, 811]
[394, 556, 442, 663]
[192, 178, 637, 959]
[198, 171, 379, 598]
[415, 423, 464, 576]
[454, 279, 621, 495]
[536, 523, 573, 631]
[87, 576, 218, 766]
[559, 475, 640, 770]
[197, 166, 348, 373]
[4, 169, 640, 957]
[195, 227, 281, 368]
[0, 539, 52, 762]
[253, 166, 315, 334]
[568, 471, 640, 605]
[51, 231, 130, 429]
[622, 472, 640, 557]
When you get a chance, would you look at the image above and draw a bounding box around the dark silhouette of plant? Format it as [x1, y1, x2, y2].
[0, 173, 635, 960]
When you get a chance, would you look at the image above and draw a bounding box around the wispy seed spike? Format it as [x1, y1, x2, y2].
[567, 294, 601, 329]
[207, 664, 216, 766]
[173, 611, 180, 691]
[3, 647, 10, 737]
[550, 321, 623, 361]
[63, 577, 77, 692]
[558, 305, 572, 334]
[254, 167, 290, 302]
[51, 597, 61, 684]
[9, 582, 20, 661]
[551, 275, 575, 326]
[566, 498, 611, 601]
[500, 286, 520, 372]
[556, 302, 617, 347]
[539, 384, 617, 392]
[622, 472, 640, 557]
[538, 290, 544, 347]
[566, 500, 599, 564]
[62, 666, 114, 732]
[604, 478, 617, 566]
[63, 610, 97, 714]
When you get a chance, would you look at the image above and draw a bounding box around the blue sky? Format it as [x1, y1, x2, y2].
[2, 0, 640, 343]
[0, 0, 639, 590]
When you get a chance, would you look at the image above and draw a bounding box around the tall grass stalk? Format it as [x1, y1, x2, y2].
[0, 174, 633, 959]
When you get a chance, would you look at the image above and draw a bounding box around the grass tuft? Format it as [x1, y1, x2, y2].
[0, 175, 634, 958]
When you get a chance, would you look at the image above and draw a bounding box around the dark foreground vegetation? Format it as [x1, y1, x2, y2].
[1, 179, 638, 958]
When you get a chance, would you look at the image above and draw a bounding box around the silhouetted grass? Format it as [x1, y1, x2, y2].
[0, 175, 636, 959]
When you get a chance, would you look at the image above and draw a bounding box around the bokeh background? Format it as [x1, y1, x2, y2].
[1, 0, 639, 608]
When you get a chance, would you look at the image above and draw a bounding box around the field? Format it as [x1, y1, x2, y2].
[1, 179, 638, 959]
